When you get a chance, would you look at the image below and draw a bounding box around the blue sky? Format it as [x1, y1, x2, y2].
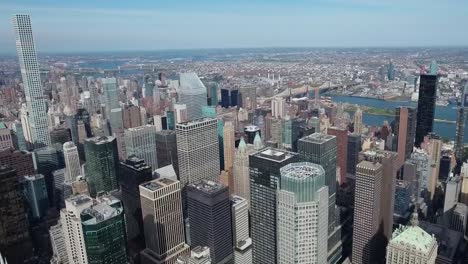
[0, 0, 467, 53]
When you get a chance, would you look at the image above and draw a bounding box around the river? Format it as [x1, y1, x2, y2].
[328, 95, 465, 141]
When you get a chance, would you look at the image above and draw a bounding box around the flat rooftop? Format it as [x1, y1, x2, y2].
[85, 136, 115, 144]
[357, 160, 382, 170]
[231, 195, 247, 205]
[176, 117, 216, 127]
[300, 133, 335, 144]
[189, 180, 225, 194]
[254, 147, 295, 162]
[68, 194, 92, 206]
[141, 178, 176, 191]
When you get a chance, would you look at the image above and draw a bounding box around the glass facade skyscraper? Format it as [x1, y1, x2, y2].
[178, 73, 208, 120]
[250, 148, 299, 263]
[80, 194, 127, 264]
[415, 74, 437, 147]
[84, 136, 119, 197]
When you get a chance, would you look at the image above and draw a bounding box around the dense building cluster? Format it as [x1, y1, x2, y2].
[1, 14, 468, 264]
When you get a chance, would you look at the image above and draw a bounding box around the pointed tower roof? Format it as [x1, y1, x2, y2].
[238, 137, 247, 155]
[254, 132, 263, 150]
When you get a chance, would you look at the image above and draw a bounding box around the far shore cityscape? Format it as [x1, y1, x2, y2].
[1, 11, 468, 264]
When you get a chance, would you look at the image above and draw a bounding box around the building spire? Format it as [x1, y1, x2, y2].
[253, 132, 263, 150]
[410, 204, 419, 227]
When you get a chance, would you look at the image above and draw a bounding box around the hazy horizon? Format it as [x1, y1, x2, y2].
[1, 0, 468, 53]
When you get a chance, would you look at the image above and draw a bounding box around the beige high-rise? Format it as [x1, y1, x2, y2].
[352, 160, 384, 264]
[223, 120, 235, 171]
[140, 178, 190, 264]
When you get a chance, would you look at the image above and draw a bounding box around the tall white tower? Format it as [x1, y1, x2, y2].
[12, 14, 51, 148]
[63, 141, 81, 182]
[61, 194, 93, 264]
[277, 162, 329, 264]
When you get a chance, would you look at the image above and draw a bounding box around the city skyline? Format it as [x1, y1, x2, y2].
[0, 0, 467, 53]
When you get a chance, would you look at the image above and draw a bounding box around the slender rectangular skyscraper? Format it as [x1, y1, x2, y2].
[394, 107, 417, 166]
[176, 118, 220, 188]
[119, 157, 152, 243]
[139, 178, 190, 264]
[231, 196, 252, 264]
[125, 125, 159, 170]
[187, 180, 233, 264]
[298, 134, 337, 226]
[12, 14, 50, 148]
[352, 161, 384, 264]
[84, 136, 119, 197]
[63, 141, 81, 182]
[155, 130, 179, 174]
[415, 75, 437, 147]
[178, 73, 208, 120]
[250, 148, 299, 264]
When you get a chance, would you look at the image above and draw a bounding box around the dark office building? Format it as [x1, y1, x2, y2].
[220, 88, 239, 108]
[298, 133, 343, 262]
[0, 166, 32, 263]
[187, 180, 233, 264]
[439, 155, 452, 181]
[250, 148, 299, 264]
[415, 75, 437, 147]
[166, 111, 174, 130]
[50, 127, 71, 145]
[119, 157, 152, 245]
[84, 136, 119, 197]
[347, 133, 361, 176]
[291, 117, 306, 152]
[0, 148, 35, 179]
[298, 133, 337, 232]
[155, 130, 179, 175]
[393, 107, 417, 165]
[244, 125, 260, 144]
[34, 144, 65, 206]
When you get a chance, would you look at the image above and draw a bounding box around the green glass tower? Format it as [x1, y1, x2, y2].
[80, 194, 127, 264]
[84, 136, 119, 197]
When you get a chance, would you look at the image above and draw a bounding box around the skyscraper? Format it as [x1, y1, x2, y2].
[360, 149, 399, 241]
[0, 166, 31, 263]
[352, 160, 384, 264]
[277, 162, 329, 264]
[84, 136, 119, 197]
[174, 104, 188, 124]
[409, 148, 431, 200]
[125, 125, 159, 170]
[354, 106, 363, 134]
[22, 174, 49, 221]
[223, 120, 235, 172]
[386, 214, 437, 264]
[394, 107, 417, 166]
[63, 141, 81, 182]
[61, 194, 93, 264]
[327, 126, 348, 185]
[250, 148, 299, 263]
[415, 75, 437, 147]
[176, 118, 220, 188]
[347, 133, 361, 176]
[271, 97, 287, 119]
[155, 130, 179, 174]
[12, 14, 51, 148]
[233, 138, 251, 202]
[178, 73, 208, 120]
[80, 194, 127, 264]
[231, 196, 252, 264]
[298, 134, 337, 236]
[187, 180, 233, 264]
[49, 223, 69, 264]
[102, 77, 120, 117]
[139, 178, 190, 264]
[119, 157, 152, 243]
